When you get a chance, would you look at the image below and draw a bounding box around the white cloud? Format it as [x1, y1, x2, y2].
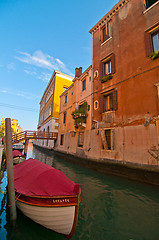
[1, 88, 40, 100]
[24, 69, 37, 76]
[15, 50, 54, 70]
[37, 72, 52, 82]
[7, 62, 16, 72]
[15, 50, 73, 77]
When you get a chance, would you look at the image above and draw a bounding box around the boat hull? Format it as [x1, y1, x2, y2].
[16, 194, 80, 238]
[13, 157, 25, 165]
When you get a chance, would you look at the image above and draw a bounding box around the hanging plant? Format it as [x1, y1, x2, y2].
[71, 101, 89, 128]
[101, 73, 113, 83]
[148, 50, 159, 60]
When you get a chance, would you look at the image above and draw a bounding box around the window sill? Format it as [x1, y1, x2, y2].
[143, 1, 159, 14]
[101, 149, 114, 152]
[103, 109, 114, 113]
[101, 36, 112, 46]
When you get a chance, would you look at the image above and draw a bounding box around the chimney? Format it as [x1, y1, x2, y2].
[75, 67, 82, 78]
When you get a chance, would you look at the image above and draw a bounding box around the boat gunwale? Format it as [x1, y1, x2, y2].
[15, 192, 81, 207]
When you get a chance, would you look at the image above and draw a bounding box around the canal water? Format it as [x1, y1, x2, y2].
[0, 143, 159, 240]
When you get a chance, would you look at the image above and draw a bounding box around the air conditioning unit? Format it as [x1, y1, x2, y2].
[94, 70, 98, 78]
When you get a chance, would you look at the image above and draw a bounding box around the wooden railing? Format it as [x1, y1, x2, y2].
[12, 131, 58, 144]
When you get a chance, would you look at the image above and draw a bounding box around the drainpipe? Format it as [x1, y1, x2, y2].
[91, 32, 94, 129]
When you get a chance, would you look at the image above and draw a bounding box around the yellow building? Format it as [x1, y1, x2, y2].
[36, 70, 73, 149]
[0, 118, 23, 136]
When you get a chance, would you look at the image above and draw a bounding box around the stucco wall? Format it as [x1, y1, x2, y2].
[55, 122, 158, 166]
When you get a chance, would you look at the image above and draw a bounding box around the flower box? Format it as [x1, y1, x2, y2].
[148, 51, 159, 60]
[101, 73, 113, 83]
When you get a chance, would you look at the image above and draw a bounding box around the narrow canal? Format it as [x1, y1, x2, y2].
[1, 143, 159, 240]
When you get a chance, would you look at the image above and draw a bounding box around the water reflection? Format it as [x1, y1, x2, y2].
[32, 145, 159, 240]
[1, 144, 159, 240]
[0, 171, 7, 240]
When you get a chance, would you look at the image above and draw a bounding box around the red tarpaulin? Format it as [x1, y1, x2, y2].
[13, 150, 25, 158]
[14, 158, 80, 197]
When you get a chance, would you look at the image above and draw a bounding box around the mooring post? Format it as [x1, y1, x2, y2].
[24, 139, 29, 156]
[5, 118, 17, 221]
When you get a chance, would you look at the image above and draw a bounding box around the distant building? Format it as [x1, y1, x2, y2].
[36, 70, 74, 148]
[56, 66, 92, 152]
[0, 118, 23, 136]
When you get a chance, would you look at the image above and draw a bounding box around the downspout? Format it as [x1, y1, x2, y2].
[91, 32, 94, 129]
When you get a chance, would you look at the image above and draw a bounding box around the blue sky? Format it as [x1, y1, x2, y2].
[0, 0, 118, 131]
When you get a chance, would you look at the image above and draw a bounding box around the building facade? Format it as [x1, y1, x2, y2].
[0, 118, 23, 135]
[55, 66, 92, 154]
[36, 70, 73, 148]
[55, 0, 159, 168]
[88, 0, 159, 165]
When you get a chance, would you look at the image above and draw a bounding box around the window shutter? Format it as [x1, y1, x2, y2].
[144, 32, 153, 57]
[111, 53, 115, 74]
[102, 95, 105, 113]
[99, 61, 103, 81]
[113, 90, 118, 111]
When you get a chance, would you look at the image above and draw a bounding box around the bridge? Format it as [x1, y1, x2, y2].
[12, 130, 58, 144]
[12, 130, 58, 155]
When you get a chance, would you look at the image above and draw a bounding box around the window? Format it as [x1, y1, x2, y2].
[101, 129, 114, 150]
[100, 54, 115, 81]
[82, 79, 86, 91]
[152, 31, 159, 52]
[60, 134, 64, 145]
[102, 22, 111, 43]
[145, 0, 158, 8]
[103, 90, 118, 112]
[145, 29, 159, 57]
[103, 93, 113, 111]
[104, 60, 111, 75]
[64, 95, 68, 104]
[78, 132, 84, 147]
[94, 100, 98, 110]
[63, 112, 66, 124]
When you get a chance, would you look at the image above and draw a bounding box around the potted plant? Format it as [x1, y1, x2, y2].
[101, 73, 113, 83]
[148, 50, 159, 60]
[71, 101, 89, 128]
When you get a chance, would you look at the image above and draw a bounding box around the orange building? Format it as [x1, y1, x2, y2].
[55, 0, 159, 170]
[88, 0, 159, 165]
[56, 66, 92, 153]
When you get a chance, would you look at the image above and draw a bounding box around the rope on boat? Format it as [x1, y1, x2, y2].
[8, 192, 22, 207]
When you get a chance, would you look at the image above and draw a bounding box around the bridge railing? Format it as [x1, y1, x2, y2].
[12, 130, 58, 144]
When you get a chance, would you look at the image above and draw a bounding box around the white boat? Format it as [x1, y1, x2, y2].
[13, 143, 24, 153]
[12, 150, 25, 165]
[14, 158, 81, 238]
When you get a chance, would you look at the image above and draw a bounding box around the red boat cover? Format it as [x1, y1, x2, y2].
[14, 158, 80, 197]
[13, 150, 25, 158]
